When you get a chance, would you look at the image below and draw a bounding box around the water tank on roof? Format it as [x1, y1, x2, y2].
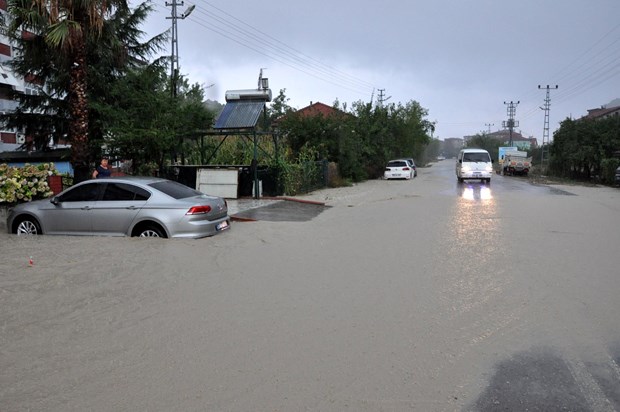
[225, 88, 272, 102]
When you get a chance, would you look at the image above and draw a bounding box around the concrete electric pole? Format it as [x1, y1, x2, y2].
[166, 1, 195, 97]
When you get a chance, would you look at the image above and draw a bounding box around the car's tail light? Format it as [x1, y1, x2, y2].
[402, 167, 410, 171]
[186, 205, 211, 215]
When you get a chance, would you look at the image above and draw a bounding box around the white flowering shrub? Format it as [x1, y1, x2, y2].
[0, 163, 57, 204]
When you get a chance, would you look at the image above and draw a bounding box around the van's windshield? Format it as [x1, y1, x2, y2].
[463, 152, 491, 162]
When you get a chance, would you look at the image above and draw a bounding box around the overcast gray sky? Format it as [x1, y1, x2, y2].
[138, 0, 620, 142]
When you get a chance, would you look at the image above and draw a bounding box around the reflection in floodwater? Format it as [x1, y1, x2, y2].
[457, 183, 493, 201]
[437, 182, 503, 316]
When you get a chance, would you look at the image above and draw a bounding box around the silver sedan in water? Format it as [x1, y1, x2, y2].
[6, 176, 231, 238]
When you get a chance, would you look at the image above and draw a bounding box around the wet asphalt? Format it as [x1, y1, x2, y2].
[229, 198, 330, 222]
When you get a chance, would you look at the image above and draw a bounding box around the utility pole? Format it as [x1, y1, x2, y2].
[165, 1, 195, 166]
[166, 1, 195, 97]
[485, 123, 494, 135]
[377, 89, 391, 107]
[538, 85, 558, 172]
[503, 101, 520, 147]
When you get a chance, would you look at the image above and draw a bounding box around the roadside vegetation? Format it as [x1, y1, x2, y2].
[545, 116, 620, 185]
[0, 163, 58, 205]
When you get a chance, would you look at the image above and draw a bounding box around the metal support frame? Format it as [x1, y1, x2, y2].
[503, 101, 520, 147]
[538, 85, 558, 172]
[189, 130, 280, 199]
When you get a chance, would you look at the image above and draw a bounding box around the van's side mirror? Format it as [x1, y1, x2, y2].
[50, 197, 60, 205]
[458, 159, 462, 164]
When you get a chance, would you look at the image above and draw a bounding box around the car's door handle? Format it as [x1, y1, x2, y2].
[81, 206, 91, 210]
[126, 206, 138, 210]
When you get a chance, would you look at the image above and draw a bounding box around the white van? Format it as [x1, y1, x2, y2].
[456, 148, 493, 184]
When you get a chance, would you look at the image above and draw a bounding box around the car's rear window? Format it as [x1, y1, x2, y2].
[149, 180, 203, 199]
[387, 161, 407, 167]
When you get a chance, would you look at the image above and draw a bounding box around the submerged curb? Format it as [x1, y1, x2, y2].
[230, 216, 257, 222]
[272, 196, 326, 206]
[229, 196, 326, 223]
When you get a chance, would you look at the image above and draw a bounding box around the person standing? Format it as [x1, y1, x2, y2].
[92, 157, 112, 179]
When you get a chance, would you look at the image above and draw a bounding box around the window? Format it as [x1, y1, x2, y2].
[0, 42, 10, 57]
[59, 183, 101, 202]
[102, 183, 150, 201]
[149, 180, 202, 199]
[23, 84, 40, 95]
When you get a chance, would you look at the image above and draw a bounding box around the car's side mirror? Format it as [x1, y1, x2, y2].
[50, 197, 60, 205]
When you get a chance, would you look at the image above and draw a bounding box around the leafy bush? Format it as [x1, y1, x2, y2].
[0, 163, 58, 204]
[600, 158, 620, 185]
[280, 145, 323, 195]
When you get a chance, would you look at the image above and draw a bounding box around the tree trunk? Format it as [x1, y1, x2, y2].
[69, 35, 91, 184]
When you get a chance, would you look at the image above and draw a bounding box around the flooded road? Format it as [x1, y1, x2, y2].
[2, 161, 620, 411]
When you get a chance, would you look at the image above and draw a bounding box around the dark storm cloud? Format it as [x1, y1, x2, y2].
[140, 0, 620, 140]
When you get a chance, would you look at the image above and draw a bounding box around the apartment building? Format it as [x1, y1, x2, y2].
[1, 0, 25, 151]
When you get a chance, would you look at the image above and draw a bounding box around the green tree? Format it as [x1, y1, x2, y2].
[275, 98, 434, 182]
[348, 100, 433, 178]
[550, 116, 620, 180]
[265, 88, 294, 127]
[96, 66, 214, 173]
[465, 133, 502, 161]
[4, 0, 165, 183]
[422, 138, 442, 163]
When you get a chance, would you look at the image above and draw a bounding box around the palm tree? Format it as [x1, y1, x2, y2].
[5, 0, 166, 183]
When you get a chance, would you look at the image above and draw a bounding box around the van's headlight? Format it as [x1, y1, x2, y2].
[485, 165, 493, 172]
[462, 165, 471, 172]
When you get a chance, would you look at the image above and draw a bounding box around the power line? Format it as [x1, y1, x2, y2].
[508, 23, 620, 130]
[200, 1, 376, 91]
[154, 2, 377, 98]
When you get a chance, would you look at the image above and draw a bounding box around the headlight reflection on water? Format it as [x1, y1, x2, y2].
[442, 182, 502, 315]
[459, 184, 493, 201]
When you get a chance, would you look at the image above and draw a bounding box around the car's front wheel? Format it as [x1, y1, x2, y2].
[14, 217, 41, 235]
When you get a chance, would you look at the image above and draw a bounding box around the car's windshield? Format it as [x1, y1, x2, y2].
[388, 161, 407, 167]
[463, 152, 491, 162]
[149, 180, 203, 199]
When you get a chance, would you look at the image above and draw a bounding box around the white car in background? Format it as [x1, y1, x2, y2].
[384, 159, 413, 180]
[404, 158, 417, 177]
